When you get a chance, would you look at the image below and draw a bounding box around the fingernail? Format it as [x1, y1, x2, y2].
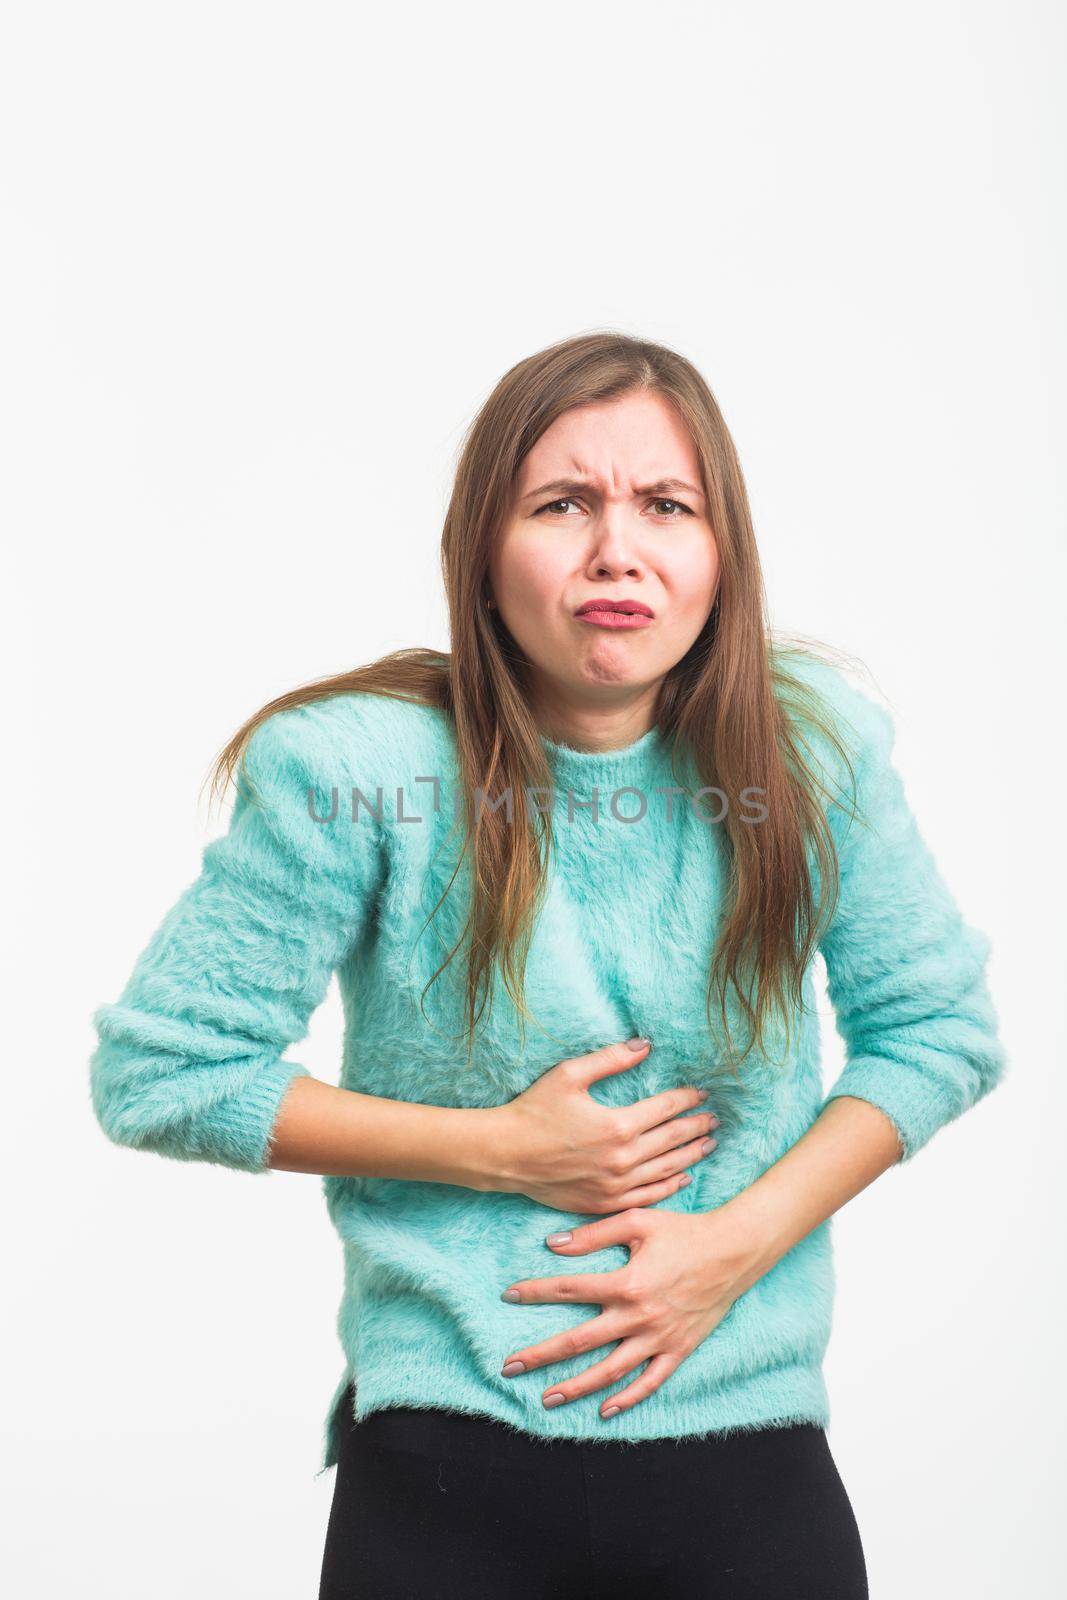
[501, 1360, 525, 1376]
[546, 1232, 572, 1246]
[602, 1405, 620, 1417]
[678, 1174, 692, 1187]
[697, 1089, 709, 1100]
[543, 1392, 566, 1408]
[701, 1138, 717, 1154]
[501, 1288, 521, 1301]
[626, 1036, 651, 1050]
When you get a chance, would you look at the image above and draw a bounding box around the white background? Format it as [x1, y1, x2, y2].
[4, 2, 1064, 1595]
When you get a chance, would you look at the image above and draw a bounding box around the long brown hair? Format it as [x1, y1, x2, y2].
[207, 330, 865, 1074]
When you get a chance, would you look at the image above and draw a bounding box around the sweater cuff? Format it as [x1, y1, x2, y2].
[819, 1059, 981, 1165]
[180, 1060, 312, 1174]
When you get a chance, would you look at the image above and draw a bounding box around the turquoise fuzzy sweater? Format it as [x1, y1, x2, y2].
[89, 656, 1006, 1474]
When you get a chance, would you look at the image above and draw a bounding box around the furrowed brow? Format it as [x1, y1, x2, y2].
[521, 476, 705, 502]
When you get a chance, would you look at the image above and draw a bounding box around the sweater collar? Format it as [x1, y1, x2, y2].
[539, 723, 674, 798]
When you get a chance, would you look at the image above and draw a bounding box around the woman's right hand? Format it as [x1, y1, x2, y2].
[494, 1038, 718, 1214]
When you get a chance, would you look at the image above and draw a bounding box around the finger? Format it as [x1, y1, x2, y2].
[627, 1129, 718, 1188]
[624, 1082, 712, 1136]
[500, 1266, 629, 1305]
[568, 1037, 652, 1091]
[597, 1351, 684, 1417]
[536, 1336, 657, 1407]
[631, 1111, 719, 1165]
[500, 1310, 629, 1377]
[612, 1169, 702, 1209]
[543, 1211, 650, 1258]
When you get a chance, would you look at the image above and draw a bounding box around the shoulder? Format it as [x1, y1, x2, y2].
[243, 690, 455, 794]
[770, 648, 901, 843]
[226, 692, 454, 873]
[771, 645, 896, 774]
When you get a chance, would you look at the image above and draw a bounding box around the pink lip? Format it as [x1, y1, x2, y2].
[574, 598, 654, 630]
[575, 610, 653, 629]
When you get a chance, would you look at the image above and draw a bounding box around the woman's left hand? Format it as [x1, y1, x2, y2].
[499, 1205, 772, 1418]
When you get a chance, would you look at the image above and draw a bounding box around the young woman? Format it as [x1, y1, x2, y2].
[90, 331, 1005, 1599]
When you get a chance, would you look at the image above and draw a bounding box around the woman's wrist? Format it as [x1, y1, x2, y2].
[701, 1184, 798, 1294]
[697, 1098, 906, 1295]
[445, 1105, 524, 1194]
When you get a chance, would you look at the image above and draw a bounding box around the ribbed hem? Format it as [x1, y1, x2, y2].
[316, 1357, 830, 1475]
[820, 1059, 974, 1164]
[213, 1059, 311, 1173]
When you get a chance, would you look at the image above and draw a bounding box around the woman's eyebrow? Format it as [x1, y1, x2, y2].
[520, 476, 705, 503]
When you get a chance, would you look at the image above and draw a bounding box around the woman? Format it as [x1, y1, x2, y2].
[90, 331, 1005, 1598]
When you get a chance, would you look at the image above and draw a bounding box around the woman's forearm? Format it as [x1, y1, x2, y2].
[709, 1095, 905, 1292]
[266, 1073, 509, 1188]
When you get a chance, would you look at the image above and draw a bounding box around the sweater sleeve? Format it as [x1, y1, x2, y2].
[815, 682, 1006, 1163]
[89, 704, 383, 1175]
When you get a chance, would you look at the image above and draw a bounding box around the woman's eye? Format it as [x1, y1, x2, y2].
[535, 497, 694, 518]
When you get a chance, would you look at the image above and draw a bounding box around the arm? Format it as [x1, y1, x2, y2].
[722, 676, 1009, 1273]
[266, 1073, 510, 1187]
[701, 677, 1009, 1285]
[89, 702, 508, 1185]
[813, 679, 1007, 1164]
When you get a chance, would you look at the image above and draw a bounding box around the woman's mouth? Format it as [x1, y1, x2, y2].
[573, 600, 654, 630]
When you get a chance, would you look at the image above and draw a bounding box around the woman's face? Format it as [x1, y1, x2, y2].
[489, 389, 720, 743]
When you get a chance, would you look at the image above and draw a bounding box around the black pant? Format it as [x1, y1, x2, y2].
[319, 1383, 868, 1599]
